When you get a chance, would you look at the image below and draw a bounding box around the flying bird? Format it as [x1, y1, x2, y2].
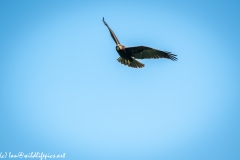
[102, 17, 178, 68]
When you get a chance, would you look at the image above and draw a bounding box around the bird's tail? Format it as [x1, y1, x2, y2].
[117, 57, 144, 68]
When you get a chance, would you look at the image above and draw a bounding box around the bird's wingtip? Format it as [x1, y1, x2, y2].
[102, 17, 104, 21]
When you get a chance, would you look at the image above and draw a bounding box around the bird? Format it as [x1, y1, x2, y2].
[102, 17, 178, 68]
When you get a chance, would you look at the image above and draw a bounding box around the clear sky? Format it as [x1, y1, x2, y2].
[0, 0, 240, 160]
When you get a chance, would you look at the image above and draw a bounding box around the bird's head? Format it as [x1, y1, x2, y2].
[116, 44, 125, 51]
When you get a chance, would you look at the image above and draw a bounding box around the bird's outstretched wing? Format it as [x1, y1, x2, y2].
[125, 46, 178, 61]
[102, 17, 120, 45]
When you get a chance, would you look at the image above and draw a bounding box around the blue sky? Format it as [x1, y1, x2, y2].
[0, 0, 240, 159]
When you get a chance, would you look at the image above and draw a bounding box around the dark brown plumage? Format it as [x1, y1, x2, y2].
[102, 17, 177, 68]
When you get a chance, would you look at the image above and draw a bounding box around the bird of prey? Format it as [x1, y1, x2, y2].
[102, 17, 177, 68]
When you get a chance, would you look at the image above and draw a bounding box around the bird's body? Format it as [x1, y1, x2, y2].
[116, 45, 128, 59]
[102, 17, 177, 68]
